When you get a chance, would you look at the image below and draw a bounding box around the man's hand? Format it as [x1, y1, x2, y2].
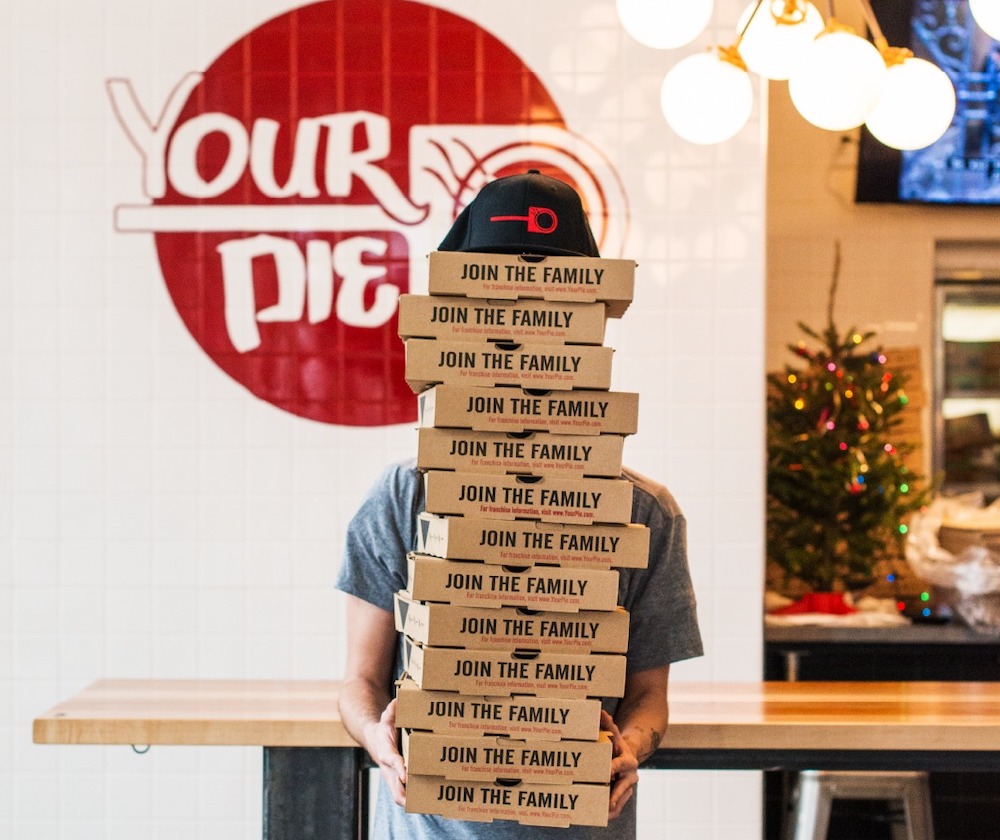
[600, 666, 670, 820]
[363, 698, 407, 806]
[337, 596, 408, 807]
[602, 709, 640, 820]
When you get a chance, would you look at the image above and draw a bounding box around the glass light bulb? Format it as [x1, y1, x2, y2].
[865, 57, 956, 150]
[661, 51, 754, 144]
[616, 0, 714, 49]
[737, 0, 824, 80]
[788, 29, 887, 130]
[970, 0, 1000, 40]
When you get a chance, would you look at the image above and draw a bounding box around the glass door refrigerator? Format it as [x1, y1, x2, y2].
[935, 279, 1000, 500]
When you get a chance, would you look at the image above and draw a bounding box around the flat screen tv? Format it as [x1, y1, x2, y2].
[855, 0, 1000, 204]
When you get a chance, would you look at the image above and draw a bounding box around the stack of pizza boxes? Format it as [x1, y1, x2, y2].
[394, 249, 648, 828]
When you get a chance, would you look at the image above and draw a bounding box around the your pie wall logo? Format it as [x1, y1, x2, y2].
[107, 0, 629, 426]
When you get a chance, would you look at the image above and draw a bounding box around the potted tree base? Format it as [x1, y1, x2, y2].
[769, 591, 856, 616]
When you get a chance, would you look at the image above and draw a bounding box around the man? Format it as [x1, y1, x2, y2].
[336, 171, 703, 838]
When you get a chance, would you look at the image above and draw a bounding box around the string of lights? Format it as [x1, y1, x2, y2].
[614, 0, 989, 149]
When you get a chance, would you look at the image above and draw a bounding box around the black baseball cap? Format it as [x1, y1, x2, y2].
[438, 170, 600, 257]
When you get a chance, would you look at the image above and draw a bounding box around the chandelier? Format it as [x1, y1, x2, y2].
[615, 0, 975, 149]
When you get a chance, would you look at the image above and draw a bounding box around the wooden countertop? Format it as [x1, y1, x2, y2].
[32, 680, 1000, 752]
[33, 679, 356, 747]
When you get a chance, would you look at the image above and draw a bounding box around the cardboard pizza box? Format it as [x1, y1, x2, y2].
[402, 638, 626, 699]
[404, 338, 613, 393]
[402, 729, 613, 784]
[416, 428, 624, 478]
[423, 470, 634, 525]
[397, 294, 607, 345]
[403, 554, 619, 613]
[394, 677, 601, 741]
[394, 593, 630, 654]
[405, 775, 609, 827]
[417, 385, 639, 436]
[416, 514, 650, 570]
[428, 250, 635, 319]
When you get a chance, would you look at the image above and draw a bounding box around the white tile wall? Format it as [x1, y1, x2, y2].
[1, 0, 766, 837]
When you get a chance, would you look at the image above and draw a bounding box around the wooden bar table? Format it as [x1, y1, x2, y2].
[33, 680, 1000, 838]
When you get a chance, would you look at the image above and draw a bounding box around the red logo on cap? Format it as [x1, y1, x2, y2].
[490, 206, 559, 234]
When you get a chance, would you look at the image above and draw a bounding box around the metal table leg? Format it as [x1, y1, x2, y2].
[263, 747, 368, 840]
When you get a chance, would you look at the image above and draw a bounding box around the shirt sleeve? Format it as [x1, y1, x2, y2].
[335, 460, 421, 613]
[619, 471, 704, 672]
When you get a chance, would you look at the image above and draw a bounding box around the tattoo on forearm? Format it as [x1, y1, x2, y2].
[630, 727, 663, 763]
[646, 729, 663, 760]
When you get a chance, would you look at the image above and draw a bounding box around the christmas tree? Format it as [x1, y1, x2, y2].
[767, 245, 929, 593]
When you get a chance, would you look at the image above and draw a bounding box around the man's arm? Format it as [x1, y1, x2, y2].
[604, 665, 670, 819]
[337, 593, 407, 806]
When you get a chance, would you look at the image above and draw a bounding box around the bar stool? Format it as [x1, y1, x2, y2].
[787, 770, 935, 840]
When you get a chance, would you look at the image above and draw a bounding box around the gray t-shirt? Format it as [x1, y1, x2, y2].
[336, 459, 703, 840]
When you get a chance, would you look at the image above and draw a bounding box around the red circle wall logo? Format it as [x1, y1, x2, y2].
[107, 0, 629, 426]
